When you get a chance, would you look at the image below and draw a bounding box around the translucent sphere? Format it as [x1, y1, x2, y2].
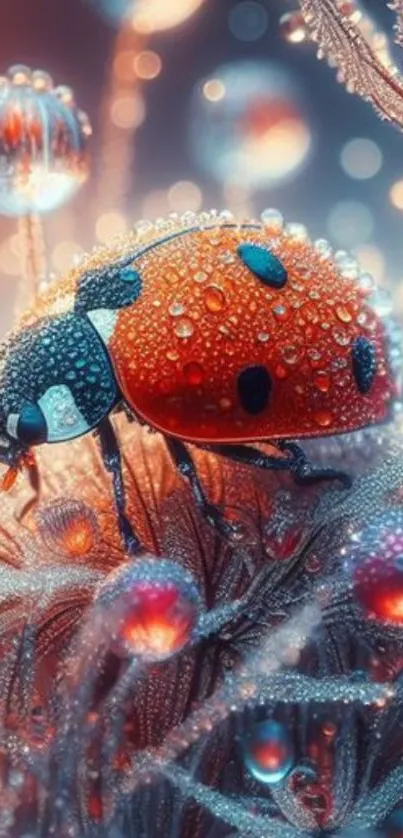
[95, 557, 201, 661]
[0, 65, 91, 216]
[190, 61, 312, 190]
[243, 720, 294, 784]
[88, 0, 205, 31]
[348, 510, 403, 623]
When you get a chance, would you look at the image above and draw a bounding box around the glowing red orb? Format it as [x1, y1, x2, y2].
[243, 720, 294, 784]
[120, 580, 198, 659]
[96, 557, 201, 661]
[350, 511, 403, 623]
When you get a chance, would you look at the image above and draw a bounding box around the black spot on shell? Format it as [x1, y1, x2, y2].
[237, 365, 272, 415]
[352, 336, 377, 394]
[237, 243, 287, 289]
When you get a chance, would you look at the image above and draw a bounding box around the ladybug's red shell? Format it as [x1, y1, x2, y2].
[26, 219, 395, 444]
[107, 223, 394, 443]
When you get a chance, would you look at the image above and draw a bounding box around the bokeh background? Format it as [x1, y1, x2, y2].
[0, 0, 401, 334]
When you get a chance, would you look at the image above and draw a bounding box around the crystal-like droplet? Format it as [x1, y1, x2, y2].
[285, 222, 308, 241]
[261, 208, 284, 231]
[175, 319, 195, 339]
[335, 305, 353, 323]
[204, 286, 226, 313]
[280, 11, 307, 43]
[314, 371, 331, 393]
[243, 720, 295, 785]
[8, 64, 32, 85]
[314, 238, 332, 259]
[169, 302, 186, 317]
[314, 409, 333, 428]
[183, 362, 204, 386]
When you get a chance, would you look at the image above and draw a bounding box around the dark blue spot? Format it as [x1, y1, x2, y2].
[120, 267, 141, 285]
[352, 336, 377, 394]
[75, 265, 142, 313]
[237, 366, 272, 415]
[17, 403, 47, 445]
[237, 243, 287, 289]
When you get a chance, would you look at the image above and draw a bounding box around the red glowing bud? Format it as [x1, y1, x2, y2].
[95, 557, 201, 662]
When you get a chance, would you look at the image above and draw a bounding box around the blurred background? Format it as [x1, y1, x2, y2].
[0, 0, 401, 334]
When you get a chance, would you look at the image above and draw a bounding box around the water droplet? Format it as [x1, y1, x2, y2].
[282, 345, 300, 365]
[208, 232, 221, 247]
[280, 10, 306, 43]
[194, 270, 208, 283]
[333, 327, 350, 346]
[314, 371, 331, 393]
[243, 720, 294, 785]
[314, 409, 333, 428]
[273, 304, 288, 320]
[331, 357, 348, 371]
[135, 219, 153, 236]
[175, 319, 194, 339]
[275, 364, 288, 379]
[218, 209, 235, 224]
[314, 238, 332, 258]
[219, 397, 232, 410]
[257, 331, 270, 343]
[359, 273, 375, 292]
[219, 324, 231, 337]
[169, 302, 186, 317]
[204, 286, 226, 313]
[307, 348, 322, 364]
[219, 250, 236, 265]
[340, 260, 359, 280]
[285, 222, 307, 241]
[261, 208, 284, 230]
[183, 362, 204, 386]
[369, 288, 393, 317]
[335, 305, 353, 324]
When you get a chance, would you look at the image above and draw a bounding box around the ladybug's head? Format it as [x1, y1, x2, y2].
[0, 404, 44, 491]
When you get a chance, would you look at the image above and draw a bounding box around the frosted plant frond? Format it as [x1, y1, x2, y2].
[314, 437, 403, 528]
[269, 779, 317, 831]
[391, 0, 403, 47]
[159, 764, 301, 838]
[328, 707, 358, 828]
[348, 761, 403, 828]
[116, 609, 394, 805]
[297, 0, 403, 129]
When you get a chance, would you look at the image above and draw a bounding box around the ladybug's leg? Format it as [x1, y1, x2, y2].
[200, 443, 295, 472]
[97, 417, 142, 555]
[277, 440, 352, 489]
[165, 438, 238, 540]
[202, 442, 352, 489]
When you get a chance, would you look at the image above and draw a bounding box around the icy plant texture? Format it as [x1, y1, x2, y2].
[295, 0, 403, 131]
[0, 414, 401, 836]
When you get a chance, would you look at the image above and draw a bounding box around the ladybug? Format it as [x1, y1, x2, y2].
[0, 211, 396, 553]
